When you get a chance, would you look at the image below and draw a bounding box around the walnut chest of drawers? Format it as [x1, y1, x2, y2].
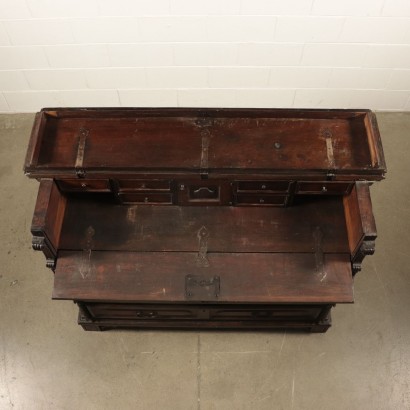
[25, 108, 386, 332]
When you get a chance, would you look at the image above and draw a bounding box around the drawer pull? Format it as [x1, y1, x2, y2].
[136, 311, 157, 318]
[81, 183, 87, 188]
[189, 185, 219, 200]
[193, 187, 215, 195]
[321, 186, 327, 192]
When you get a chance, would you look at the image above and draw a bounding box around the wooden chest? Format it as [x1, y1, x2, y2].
[25, 108, 386, 332]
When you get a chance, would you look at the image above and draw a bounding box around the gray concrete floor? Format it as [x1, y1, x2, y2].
[0, 112, 409, 410]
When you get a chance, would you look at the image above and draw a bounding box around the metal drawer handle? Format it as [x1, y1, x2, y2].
[136, 311, 157, 318]
[321, 186, 327, 192]
[193, 187, 216, 195]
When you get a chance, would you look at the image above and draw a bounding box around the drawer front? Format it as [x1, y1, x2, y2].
[295, 182, 352, 195]
[57, 179, 111, 192]
[235, 194, 287, 206]
[85, 303, 324, 322]
[118, 193, 173, 204]
[117, 179, 171, 192]
[86, 304, 200, 320]
[209, 306, 322, 321]
[235, 180, 291, 193]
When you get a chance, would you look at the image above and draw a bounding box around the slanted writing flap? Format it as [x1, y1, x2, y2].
[53, 251, 354, 304]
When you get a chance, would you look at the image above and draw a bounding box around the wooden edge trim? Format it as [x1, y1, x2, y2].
[30, 178, 54, 232]
[364, 112, 387, 173]
[343, 182, 377, 275]
[343, 184, 363, 256]
[355, 181, 377, 239]
[24, 111, 47, 174]
[31, 179, 67, 269]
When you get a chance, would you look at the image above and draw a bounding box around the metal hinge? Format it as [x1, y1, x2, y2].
[200, 132, 210, 178]
[196, 226, 210, 267]
[75, 127, 89, 178]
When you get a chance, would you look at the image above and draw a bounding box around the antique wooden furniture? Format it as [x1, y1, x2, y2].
[25, 108, 386, 332]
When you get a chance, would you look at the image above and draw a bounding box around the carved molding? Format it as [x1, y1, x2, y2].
[352, 240, 376, 275]
[32, 235, 56, 270]
[77, 304, 102, 331]
[32, 236, 45, 251]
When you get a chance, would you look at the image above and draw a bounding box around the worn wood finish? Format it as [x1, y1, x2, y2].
[78, 306, 331, 333]
[59, 196, 349, 254]
[31, 179, 66, 269]
[343, 182, 377, 274]
[53, 251, 353, 303]
[26, 107, 385, 332]
[77, 304, 333, 332]
[24, 108, 386, 180]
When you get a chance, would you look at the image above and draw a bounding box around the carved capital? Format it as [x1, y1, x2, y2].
[32, 236, 45, 251]
[362, 240, 376, 255]
[352, 240, 376, 276]
[46, 259, 56, 270]
[352, 263, 362, 275]
[32, 235, 56, 270]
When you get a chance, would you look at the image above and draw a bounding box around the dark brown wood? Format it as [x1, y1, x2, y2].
[31, 179, 66, 270]
[77, 303, 333, 332]
[53, 251, 353, 303]
[24, 108, 386, 180]
[23, 111, 46, 173]
[59, 196, 349, 254]
[25, 107, 386, 332]
[343, 182, 377, 274]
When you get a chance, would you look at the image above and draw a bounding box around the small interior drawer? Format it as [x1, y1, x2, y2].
[118, 192, 173, 204]
[235, 180, 291, 193]
[57, 179, 111, 192]
[117, 179, 171, 192]
[295, 182, 352, 195]
[235, 194, 287, 206]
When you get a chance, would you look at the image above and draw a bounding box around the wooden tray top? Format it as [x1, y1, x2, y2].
[24, 108, 386, 179]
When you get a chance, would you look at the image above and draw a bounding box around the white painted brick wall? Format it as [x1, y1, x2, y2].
[0, 0, 410, 112]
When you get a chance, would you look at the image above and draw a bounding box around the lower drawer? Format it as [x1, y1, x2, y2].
[86, 303, 200, 320]
[209, 306, 322, 321]
[84, 303, 324, 322]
